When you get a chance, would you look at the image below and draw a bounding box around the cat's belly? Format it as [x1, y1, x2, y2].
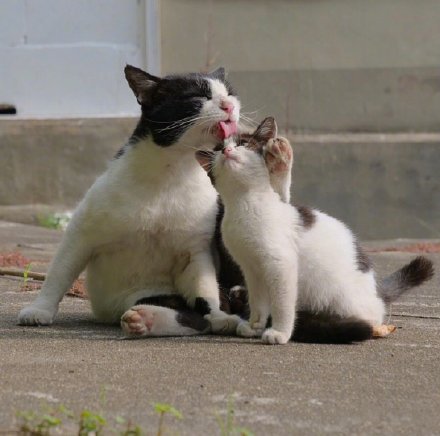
[86, 234, 191, 322]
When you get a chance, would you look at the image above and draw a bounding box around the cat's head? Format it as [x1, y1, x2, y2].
[125, 65, 240, 148]
[195, 117, 278, 194]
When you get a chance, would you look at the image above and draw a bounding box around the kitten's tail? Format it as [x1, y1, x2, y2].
[292, 313, 373, 344]
[377, 256, 434, 303]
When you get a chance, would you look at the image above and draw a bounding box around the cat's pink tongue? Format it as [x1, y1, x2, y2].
[218, 120, 237, 139]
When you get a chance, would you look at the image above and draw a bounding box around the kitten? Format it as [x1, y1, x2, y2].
[18, 65, 242, 337]
[197, 117, 434, 344]
[197, 125, 301, 344]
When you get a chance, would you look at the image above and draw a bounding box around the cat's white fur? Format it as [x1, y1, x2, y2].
[210, 130, 385, 344]
[18, 78, 242, 336]
[211, 143, 301, 344]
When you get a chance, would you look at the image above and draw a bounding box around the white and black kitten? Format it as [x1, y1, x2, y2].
[18, 65, 242, 336]
[197, 117, 434, 344]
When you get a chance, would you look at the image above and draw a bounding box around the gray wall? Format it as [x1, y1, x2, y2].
[161, 0, 440, 132]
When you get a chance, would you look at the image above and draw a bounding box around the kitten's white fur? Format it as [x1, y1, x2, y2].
[212, 143, 301, 344]
[18, 79, 242, 336]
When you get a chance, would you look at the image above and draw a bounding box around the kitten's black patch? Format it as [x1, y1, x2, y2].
[194, 297, 211, 316]
[378, 256, 434, 302]
[176, 310, 210, 332]
[292, 312, 373, 344]
[355, 241, 372, 272]
[125, 66, 234, 147]
[296, 205, 316, 229]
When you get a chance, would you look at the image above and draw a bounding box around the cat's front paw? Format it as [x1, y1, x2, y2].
[237, 321, 261, 338]
[18, 305, 56, 326]
[205, 312, 242, 335]
[264, 137, 293, 174]
[262, 328, 290, 345]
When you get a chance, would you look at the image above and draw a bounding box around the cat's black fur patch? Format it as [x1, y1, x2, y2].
[194, 297, 211, 316]
[292, 312, 373, 343]
[215, 199, 245, 290]
[134, 294, 210, 332]
[176, 311, 210, 332]
[378, 256, 434, 302]
[296, 205, 316, 229]
[134, 294, 189, 311]
[129, 71, 235, 147]
[355, 241, 372, 272]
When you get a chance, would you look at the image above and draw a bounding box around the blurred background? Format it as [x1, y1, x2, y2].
[0, 0, 439, 239]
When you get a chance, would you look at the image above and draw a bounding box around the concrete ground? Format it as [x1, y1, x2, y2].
[0, 221, 439, 435]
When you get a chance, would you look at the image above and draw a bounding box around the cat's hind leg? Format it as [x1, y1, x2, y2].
[121, 295, 210, 338]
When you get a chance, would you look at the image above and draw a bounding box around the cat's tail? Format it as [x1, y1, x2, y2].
[292, 312, 373, 344]
[377, 256, 434, 303]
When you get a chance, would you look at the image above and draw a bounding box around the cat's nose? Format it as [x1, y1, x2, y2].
[222, 146, 233, 156]
[220, 100, 234, 114]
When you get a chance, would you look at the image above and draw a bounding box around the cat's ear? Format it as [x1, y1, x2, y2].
[195, 150, 214, 173]
[209, 67, 226, 81]
[124, 64, 161, 105]
[253, 117, 278, 143]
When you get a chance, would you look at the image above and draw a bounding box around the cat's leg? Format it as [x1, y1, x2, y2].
[262, 269, 298, 345]
[18, 222, 93, 325]
[121, 295, 210, 337]
[264, 137, 293, 203]
[236, 273, 270, 338]
[175, 250, 241, 335]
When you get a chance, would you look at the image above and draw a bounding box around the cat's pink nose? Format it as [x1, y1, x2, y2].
[220, 100, 234, 114]
[222, 146, 234, 156]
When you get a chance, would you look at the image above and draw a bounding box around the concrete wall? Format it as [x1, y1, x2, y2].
[161, 0, 440, 132]
[0, 0, 143, 116]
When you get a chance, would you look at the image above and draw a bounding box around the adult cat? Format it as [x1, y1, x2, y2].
[18, 65, 242, 336]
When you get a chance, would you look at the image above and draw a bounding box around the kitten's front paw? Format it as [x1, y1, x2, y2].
[205, 312, 242, 335]
[264, 137, 293, 174]
[262, 328, 290, 345]
[237, 321, 261, 338]
[18, 305, 56, 326]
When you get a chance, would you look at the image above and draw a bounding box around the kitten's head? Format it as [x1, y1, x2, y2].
[125, 65, 240, 148]
[195, 117, 278, 194]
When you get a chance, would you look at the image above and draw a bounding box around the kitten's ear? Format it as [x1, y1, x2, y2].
[195, 150, 214, 173]
[209, 67, 226, 81]
[124, 64, 161, 105]
[253, 117, 278, 143]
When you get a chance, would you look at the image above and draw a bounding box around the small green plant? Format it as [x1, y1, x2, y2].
[78, 410, 107, 435]
[16, 409, 62, 435]
[37, 212, 72, 230]
[153, 402, 183, 436]
[23, 263, 32, 284]
[116, 416, 143, 436]
[216, 397, 254, 436]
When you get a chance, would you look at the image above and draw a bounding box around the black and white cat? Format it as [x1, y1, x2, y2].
[18, 65, 242, 336]
[197, 117, 434, 343]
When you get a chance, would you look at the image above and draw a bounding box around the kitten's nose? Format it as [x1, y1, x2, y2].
[222, 146, 234, 156]
[220, 100, 234, 114]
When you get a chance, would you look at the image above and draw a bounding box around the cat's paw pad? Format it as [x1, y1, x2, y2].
[205, 312, 241, 335]
[121, 305, 156, 337]
[237, 321, 261, 338]
[262, 328, 290, 345]
[264, 137, 293, 174]
[18, 305, 55, 326]
[372, 324, 397, 338]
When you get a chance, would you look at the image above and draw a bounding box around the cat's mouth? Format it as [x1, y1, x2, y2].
[216, 120, 237, 140]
